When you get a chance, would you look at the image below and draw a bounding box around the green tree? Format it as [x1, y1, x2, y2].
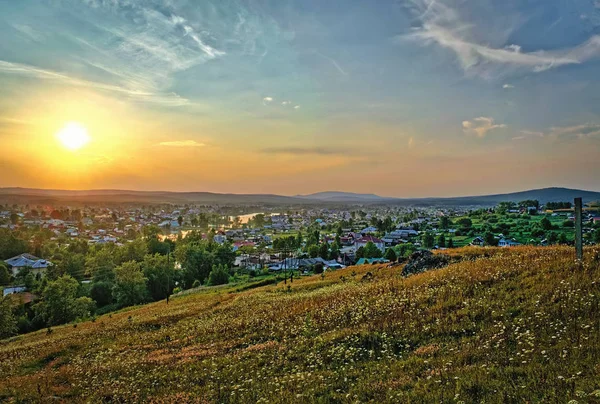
[142, 254, 174, 301]
[177, 216, 183, 227]
[208, 264, 229, 286]
[113, 261, 147, 307]
[90, 281, 113, 307]
[384, 248, 397, 262]
[355, 246, 365, 260]
[484, 232, 498, 246]
[440, 216, 451, 229]
[0, 262, 11, 285]
[35, 275, 94, 326]
[423, 233, 435, 249]
[437, 234, 446, 248]
[364, 242, 382, 258]
[540, 217, 553, 231]
[447, 238, 454, 248]
[318, 243, 329, 259]
[456, 218, 473, 229]
[0, 297, 17, 339]
[558, 233, 568, 244]
[308, 245, 319, 258]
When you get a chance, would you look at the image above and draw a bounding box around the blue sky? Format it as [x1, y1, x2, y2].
[0, 0, 599, 196]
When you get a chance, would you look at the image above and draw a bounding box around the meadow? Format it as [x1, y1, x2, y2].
[1, 246, 600, 403]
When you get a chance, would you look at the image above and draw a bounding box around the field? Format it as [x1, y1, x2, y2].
[2, 246, 600, 402]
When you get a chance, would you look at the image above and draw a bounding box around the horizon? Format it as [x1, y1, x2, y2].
[0, 185, 599, 200]
[1, 1, 600, 195]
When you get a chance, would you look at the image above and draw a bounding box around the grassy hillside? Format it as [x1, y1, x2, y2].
[2, 247, 600, 403]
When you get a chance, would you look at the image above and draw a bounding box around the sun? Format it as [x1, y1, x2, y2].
[56, 122, 90, 151]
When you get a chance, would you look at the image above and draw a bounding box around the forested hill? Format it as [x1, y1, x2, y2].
[0, 186, 599, 206]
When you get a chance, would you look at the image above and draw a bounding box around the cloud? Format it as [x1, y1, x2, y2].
[462, 117, 506, 137]
[294, 105, 300, 109]
[518, 124, 600, 141]
[503, 84, 514, 89]
[261, 147, 348, 156]
[263, 96, 274, 105]
[157, 140, 205, 147]
[282, 101, 291, 105]
[0, 60, 190, 106]
[402, 0, 600, 77]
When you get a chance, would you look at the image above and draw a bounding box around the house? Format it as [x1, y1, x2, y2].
[470, 237, 485, 247]
[498, 238, 521, 247]
[4, 253, 52, 276]
[360, 226, 378, 235]
[3, 286, 26, 297]
[354, 235, 385, 252]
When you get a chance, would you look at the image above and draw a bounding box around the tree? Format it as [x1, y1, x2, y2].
[355, 246, 365, 260]
[113, 261, 147, 307]
[437, 234, 446, 248]
[484, 232, 498, 246]
[558, 233, 568, 244]
[142, 254, 174, 301]
[456, 218, 473, 229]
[594, 228, 600, 243]
[440, 216, 451, 230]
[384, 248, 397, 262]
[318, 243, 329, 259]
[177, 216, 183, 227]
[423, 233, 435, 249]
[35, 275, 94, 326]
[9, 213, 19, 225]
[308, 245, 319, 258]
[363, 242, 382, 258]
[447, 238, 454, 248]
[90, 281, 113, 307]
[548, 231, 558, 245]
[207, 264, 229, 286]
[0, 297, 17, 339]
[0, 262, 11, 285]
[540, 217, 553, 231]
[563, 220, 575, 228]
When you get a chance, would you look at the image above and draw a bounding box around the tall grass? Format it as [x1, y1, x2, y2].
[1, 246, 600, 403]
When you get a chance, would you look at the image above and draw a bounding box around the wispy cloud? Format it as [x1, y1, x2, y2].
[0, 60, 190, 106]
[462, 117, 506, 137]
[402, 0, 600, 77]
[503, 84, 514, 89]
[517, 124, 600, 141]
[261, 147, 348, 156]
[157, 140, 205, 147]
[263, 96, 274, 105]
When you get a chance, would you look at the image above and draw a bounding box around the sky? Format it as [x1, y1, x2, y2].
[0, 0, 599, 197]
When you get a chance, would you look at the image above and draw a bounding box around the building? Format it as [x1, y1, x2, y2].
[4, 253, 52, 276]
[354, 235, 385, 252]
[498, 238, 521, 247]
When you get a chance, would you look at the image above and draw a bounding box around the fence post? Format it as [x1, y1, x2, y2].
[574, 197, 583, 261]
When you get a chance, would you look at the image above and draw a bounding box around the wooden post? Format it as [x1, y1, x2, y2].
[574, 197, 583, 261]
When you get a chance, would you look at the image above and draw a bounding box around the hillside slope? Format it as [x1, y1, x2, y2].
[1, 247, 600, 402]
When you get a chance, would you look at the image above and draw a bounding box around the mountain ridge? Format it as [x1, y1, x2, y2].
[0, 186, 598, 205]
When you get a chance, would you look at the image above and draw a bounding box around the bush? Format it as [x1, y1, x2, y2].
[192, 280, 201, 288]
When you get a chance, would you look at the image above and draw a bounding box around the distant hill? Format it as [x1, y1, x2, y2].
[0, 186, 598, 206]
[296, 191, 385, 202]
